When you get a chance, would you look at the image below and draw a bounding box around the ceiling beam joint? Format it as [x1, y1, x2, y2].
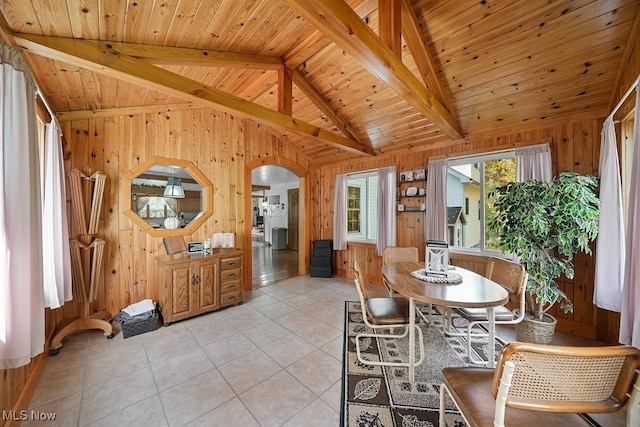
[12, 33, 375, 156]
[284, 0, 462, 140]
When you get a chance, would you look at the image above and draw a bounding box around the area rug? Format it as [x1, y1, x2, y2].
[341, 301, 502, 427]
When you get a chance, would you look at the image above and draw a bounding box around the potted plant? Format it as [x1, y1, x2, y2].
[487, 172, 600, 343]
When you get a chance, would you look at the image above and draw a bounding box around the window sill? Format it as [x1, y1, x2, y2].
[347, 240, 376, 246]
[448, 247, 512, 259]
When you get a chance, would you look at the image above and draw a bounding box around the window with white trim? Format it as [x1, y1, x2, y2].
[346, 171, 378, 242]
[446, 151, 516, 252]
[621, 107, 636, 219]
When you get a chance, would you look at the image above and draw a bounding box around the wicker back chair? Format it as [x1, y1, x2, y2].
[382, 246, 434, 324]
[352, 261, 424, 368]
[439, 342, 640, 427]
[448, 257, 527, 364]
[382, 246, 419, 295]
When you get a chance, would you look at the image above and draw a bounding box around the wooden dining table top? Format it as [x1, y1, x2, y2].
[382, 261, 509, 308]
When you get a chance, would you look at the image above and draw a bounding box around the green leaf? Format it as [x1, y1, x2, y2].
[489, 172, 599, 317]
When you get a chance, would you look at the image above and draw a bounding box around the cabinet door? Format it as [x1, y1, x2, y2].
[162, 262, 196, 324]
[196, 258, 219, 313]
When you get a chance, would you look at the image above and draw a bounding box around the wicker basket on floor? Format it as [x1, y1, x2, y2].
[515, 312, 557, 344]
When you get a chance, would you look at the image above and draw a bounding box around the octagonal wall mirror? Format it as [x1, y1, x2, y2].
[122, 156, 213, 237]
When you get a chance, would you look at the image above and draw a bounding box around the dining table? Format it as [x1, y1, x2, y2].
[382, 261, 509, 381]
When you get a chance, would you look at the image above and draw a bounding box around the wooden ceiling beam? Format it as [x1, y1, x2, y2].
[400, 0, 453, 116]
[278, 67, 293, 115]
[292, 68, 368, 147]
[284, 0, 462, 140]
[607, 3, 640, 111]
[13, 33, 374, 156]
[0, 9, 16, 46]
[378, 0, 402, 57]
[99, 41, 284, 70]
[284, 0, 379, 68]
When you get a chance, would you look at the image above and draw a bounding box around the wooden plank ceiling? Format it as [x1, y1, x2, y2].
[1, 0, 638, 166]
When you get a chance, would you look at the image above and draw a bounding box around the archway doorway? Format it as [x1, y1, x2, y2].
[243, 157, 309, 291]
[251, 165, 299, 288]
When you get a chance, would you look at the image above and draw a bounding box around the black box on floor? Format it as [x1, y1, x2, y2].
[114, 306, 162, 339]
[311, 255, 332, 266]
[313, 247, 333, 257]
[310, 265, 333, 277]
[312, 239, 333, 248]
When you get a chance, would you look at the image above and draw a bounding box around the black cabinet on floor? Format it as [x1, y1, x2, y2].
[310, 239, 333, 277]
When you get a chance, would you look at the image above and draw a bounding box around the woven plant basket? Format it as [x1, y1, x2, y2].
[515, 312, 557, 344]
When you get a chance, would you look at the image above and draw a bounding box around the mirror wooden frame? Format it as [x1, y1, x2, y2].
[122, 156, 213, 237]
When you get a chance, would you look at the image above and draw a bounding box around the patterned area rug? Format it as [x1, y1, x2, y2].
[341, 301, 502, 427]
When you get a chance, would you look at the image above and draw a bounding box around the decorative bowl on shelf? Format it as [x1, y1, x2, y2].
[406, 186, 418, 197]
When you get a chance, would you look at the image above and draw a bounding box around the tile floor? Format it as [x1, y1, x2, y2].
[24, 273, 624, 427]
[26, 275, 363, 427]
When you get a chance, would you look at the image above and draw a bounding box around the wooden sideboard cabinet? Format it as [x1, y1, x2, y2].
[157, 248, 244, 324]
[220, 254, 243, 307]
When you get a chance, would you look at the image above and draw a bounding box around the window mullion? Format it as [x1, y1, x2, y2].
[479, 163, 486, 250]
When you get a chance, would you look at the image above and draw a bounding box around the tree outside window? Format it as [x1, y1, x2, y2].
[347, 186, 361, 232]
[346, 172, 378, 242]
[446, 154, 516, 252]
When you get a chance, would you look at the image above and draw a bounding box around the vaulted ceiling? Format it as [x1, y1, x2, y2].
[1, 0, 639, 166]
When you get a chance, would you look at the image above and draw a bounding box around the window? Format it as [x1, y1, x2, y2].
[346, 171, 378, 241]
[446, 152, 516, 252]
[136, 196, 178, 219]
[621, 107, 636, 219]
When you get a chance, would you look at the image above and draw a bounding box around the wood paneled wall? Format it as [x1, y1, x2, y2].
[315, 117, 624, 343]
[59, 108, 317, 318]
[3, 33, 638, 414]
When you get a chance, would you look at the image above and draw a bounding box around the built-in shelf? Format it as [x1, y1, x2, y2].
[397, 168, 426, 214]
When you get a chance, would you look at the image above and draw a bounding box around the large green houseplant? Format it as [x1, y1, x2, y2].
[487, 172, 600, 342]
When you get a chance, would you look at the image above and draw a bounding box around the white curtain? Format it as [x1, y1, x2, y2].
[42, 120, 72, 309]
[376, 166, 397, 256]
[516, 143, 552, 182]
[0, 44, 44, 369]
[425, 159, 447, 241]
[333, 174, 347, 250]
[619, 87, 640, 346]
[594, 117, 625, 312]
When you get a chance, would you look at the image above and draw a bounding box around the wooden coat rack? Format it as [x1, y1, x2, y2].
[50, 168, 113, 355]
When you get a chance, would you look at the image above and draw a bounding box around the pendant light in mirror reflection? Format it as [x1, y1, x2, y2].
[163, 176, 185, 198]
[123, 156, 213, 237]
